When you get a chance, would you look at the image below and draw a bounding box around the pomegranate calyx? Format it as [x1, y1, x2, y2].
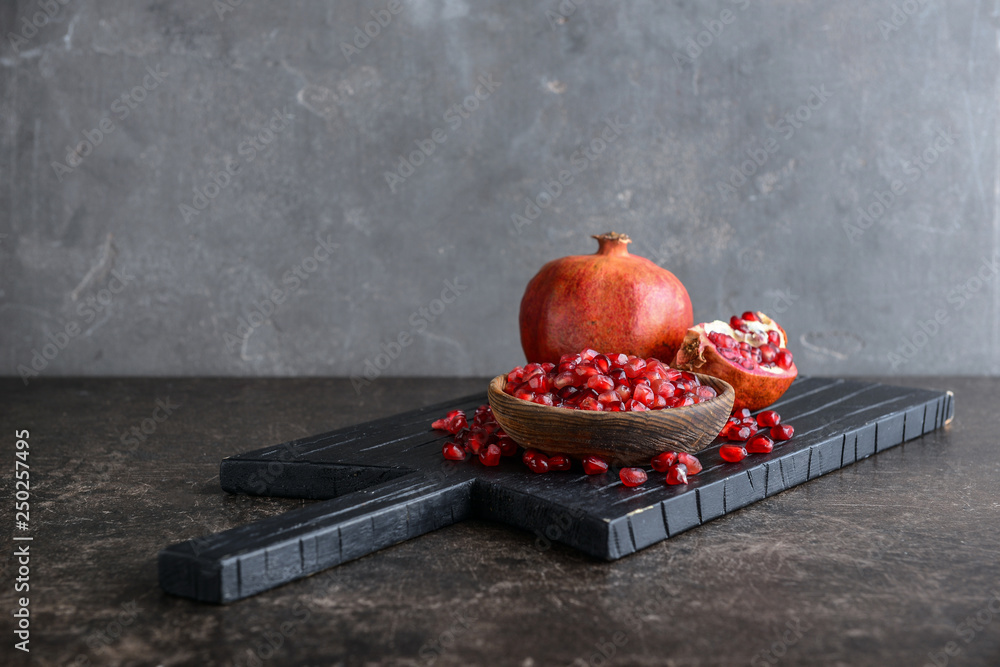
[591, 231, 632, 256]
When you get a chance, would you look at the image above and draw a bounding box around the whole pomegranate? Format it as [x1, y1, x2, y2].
[671, 311, 798, 411]
[519, 232, 693, 364]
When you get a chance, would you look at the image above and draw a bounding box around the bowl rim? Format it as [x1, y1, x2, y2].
[488, 371, 735, 419]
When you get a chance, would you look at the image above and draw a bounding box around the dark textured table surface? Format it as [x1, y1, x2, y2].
[1, 376, 998, 667]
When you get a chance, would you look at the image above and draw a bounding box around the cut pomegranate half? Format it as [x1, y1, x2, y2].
[671, 311, 798, 410]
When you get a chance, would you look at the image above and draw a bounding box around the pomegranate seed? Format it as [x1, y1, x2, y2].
[767, 330, 782, 346]
[775, 349, 794, 370]
[532, 394, 555, 406]
[727, 426, 752, 441]
[597, 390, 619, 405]
[676, 452, 702, 475]
[527, 453, 550, 473]
[587, 374, 615, 392]
[497, 435, 518, 457]
[651, 451, 678, 472]
[558, 386, 580, 400]
[574, 365, 599, 379]
[652, 380, 674, 398]
[734, 408, 751, 419]
[626, 399, 650, 412]
[582, 455, 609, 475]
[624, 358, 647, 379]
[607, 353, 629, 367]
[580, 348, 600, 361]
[730, 315, 744, 329]
[552, 371, 577, 389]
[757, 410, 781, 427]
[619, 467, 647, 487]
[745, 433, 774, 454]
[742, 311, 758, 322]
[522, 449, 539, 464]
[665, 463, 688, 485]
[579, 396, 602, 411]
[558, 353, 580, 367]
[513, 387, 534, 402]
[652, 395, 667, 409]
[633, 384, 655, 406]
[548, 454, 572, 471]
[528, 374, 552, 392]
[719, 445, 748, 463]
[594, 354, 611, 373]
[507, 368, 524, 384]
[466, 428, 488, 454]
[479, 444, 501, 466]
[759, 344, 778, 364]
[772, 424, 794, 441]
[695, 385, 717, 399]
[442, 442, 466, 461]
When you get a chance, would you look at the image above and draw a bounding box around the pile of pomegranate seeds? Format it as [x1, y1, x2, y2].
[707, 311, 794, 372]
[503, 348, 718, 412]
[433, 405, 518, 466]
[716, 407, 795, 463]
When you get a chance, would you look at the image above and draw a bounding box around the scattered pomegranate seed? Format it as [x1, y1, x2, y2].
[431, 410, 468, 434]
[665, 463, 688, 485]
[479, 443, 501, 466]
[582, 455, 609, 475]
[522, 449, 539, 465]
[772, 424, 795, 441]
[527, 453, 550, 474]
[466, 428, 488, 455]
[757, 410, 781, 427]
[442, 442, 466, 461]
[719, 445, 748, 463]
[548, 454, 572, 471]
[727, 425, 753, 441]
[651, 451, 678, 472]
[619, 467, 648, 487]
[745, 433, 774, 454]
[497, 435, 518, 457]
[676, 452, 702, 475]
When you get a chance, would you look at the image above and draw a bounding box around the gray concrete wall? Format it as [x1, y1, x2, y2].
[2, 0, 998, 382]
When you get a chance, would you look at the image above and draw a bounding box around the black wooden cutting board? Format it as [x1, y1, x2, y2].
[158, 377, 953, 603]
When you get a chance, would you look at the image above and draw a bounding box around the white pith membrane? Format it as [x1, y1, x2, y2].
[700, 314, 788, 375]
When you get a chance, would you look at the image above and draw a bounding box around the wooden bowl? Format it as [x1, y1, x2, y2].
[488, 373, 735, 466]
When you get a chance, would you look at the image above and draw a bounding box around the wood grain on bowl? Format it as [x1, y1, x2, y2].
[488, 374, 735, 465]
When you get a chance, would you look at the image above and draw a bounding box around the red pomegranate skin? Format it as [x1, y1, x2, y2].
[519, 233, 693, 364]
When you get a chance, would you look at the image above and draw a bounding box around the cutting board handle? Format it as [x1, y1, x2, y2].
[158, 474, 472, 603]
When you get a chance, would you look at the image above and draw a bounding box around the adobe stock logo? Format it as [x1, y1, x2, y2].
[351, 278, 468, 394]
[671, 0, 752, 69]
[340, 0, 405, 62]
[383, 74, 501, 194]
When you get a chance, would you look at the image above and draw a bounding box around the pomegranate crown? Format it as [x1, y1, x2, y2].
[592, 232, 631, 255]
[592, 231, 631, 244]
